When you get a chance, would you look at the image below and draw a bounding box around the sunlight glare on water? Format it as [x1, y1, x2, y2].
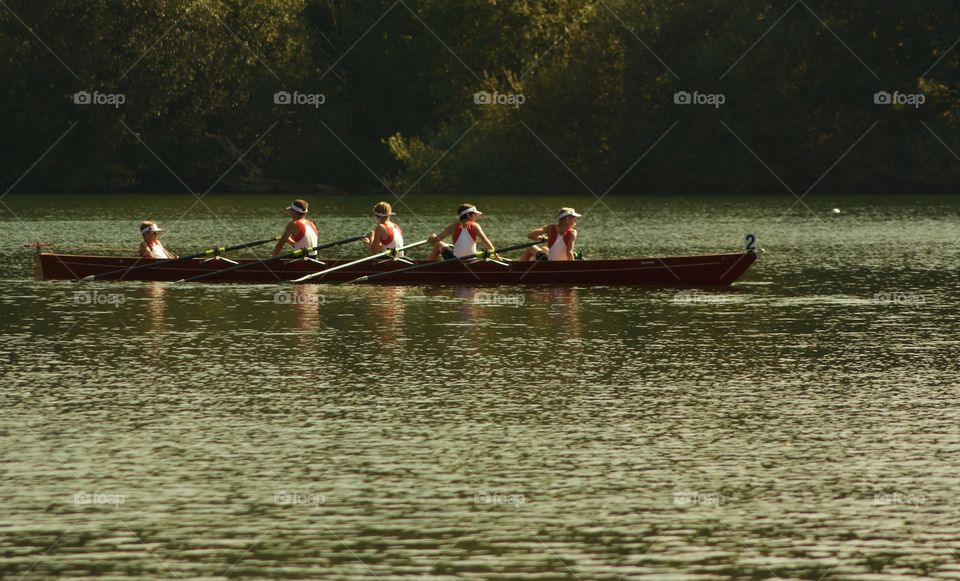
[1, 194, 959, 579]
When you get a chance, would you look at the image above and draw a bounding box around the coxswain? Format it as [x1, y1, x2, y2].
[139, 221, 176, 259]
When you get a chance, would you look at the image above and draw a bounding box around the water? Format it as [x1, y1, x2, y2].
[1, 194, 959, 579]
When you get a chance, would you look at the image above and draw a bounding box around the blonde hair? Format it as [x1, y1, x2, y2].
[373, 201, 394, 218]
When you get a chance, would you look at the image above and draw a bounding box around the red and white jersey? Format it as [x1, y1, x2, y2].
[546, 224, 575, 261]
[452, 222, 478, 257]
[380, 222, 404, 252]
[291, 219, 319, 250]
[144, 240, 171, 259]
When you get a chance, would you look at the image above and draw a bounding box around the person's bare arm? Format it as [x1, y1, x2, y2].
[368, 224, 388, 254]
[527, 225, 549, 241]
[565, 230, 578, 260]
[472, 223, 500, 258]
[428, 223, 456, 245]
[139, 241, 148, 257]
[162, 243, 177, 259]
[272, 223, 296, 256]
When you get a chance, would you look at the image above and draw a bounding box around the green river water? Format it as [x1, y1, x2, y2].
[1, 193, 959, 580]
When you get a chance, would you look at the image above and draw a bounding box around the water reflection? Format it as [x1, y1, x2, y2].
[288, 285, 322, 332]
[529, 286, 582, 338]
[3, 195, 960, 579]
[143, 282, 167, 335]
[375, 285, 406, 345]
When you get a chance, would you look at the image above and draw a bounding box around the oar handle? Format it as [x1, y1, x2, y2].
[314, 234, 366, 252]
[351, 240, 538, 284]
[177, 234, 366, 283]
[292, 239, 429, 283]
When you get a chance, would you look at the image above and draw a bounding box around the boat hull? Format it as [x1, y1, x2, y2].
[37, 252, 757, 286]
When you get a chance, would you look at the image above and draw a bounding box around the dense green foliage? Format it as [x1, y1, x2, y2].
[1, 1, 957, 194]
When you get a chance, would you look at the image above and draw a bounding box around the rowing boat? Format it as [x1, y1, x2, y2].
[36, 250, 757, 285]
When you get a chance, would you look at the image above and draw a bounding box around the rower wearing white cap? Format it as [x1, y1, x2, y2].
[139, 221, 176, 259]
[272, 198, 319, 257]
[427, 203, 498, 261]
[362, 201, 405, 255]
[518, 207, 582, 261]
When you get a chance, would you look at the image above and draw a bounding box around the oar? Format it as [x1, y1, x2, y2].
[348, 240, 539, 284]
[177, 234, 365, 283]
[79, 236, 281, 282]
[291, 239, 429, 284]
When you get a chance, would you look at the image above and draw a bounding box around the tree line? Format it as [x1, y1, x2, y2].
[1, 0, 957, 195]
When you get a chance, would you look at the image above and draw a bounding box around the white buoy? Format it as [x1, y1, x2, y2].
[832, 208, 841, 214]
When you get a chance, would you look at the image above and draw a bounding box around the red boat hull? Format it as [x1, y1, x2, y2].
[37, 251, 757, 286]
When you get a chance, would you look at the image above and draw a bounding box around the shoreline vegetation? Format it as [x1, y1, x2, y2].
[1, 1, 957, 195]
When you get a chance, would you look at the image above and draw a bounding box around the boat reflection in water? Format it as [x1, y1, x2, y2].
[372, 285, 406, 345]
[528, 286, 582, 339]
[280, 285, 322, 332]
[143, 282, 168, 335]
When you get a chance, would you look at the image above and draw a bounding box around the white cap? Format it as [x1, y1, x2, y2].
[458, 206, 482, 219]
[558, 208, 582, 220]
[374, 210, 396, 217]
[286, 201, 308, 213]
[140, 223, 163, 234]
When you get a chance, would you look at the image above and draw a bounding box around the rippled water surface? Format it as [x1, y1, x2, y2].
[1, 194, 959, 579]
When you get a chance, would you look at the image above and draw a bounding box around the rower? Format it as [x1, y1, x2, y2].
[427, 204, 498, 261]
[517, 207, 581, 261]
[139, 222, 177, 259]
[361, 201, 406, 257]
[272, 198, 321, 262]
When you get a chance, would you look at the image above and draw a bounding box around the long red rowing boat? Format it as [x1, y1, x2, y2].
[37, 250, 757, 285]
